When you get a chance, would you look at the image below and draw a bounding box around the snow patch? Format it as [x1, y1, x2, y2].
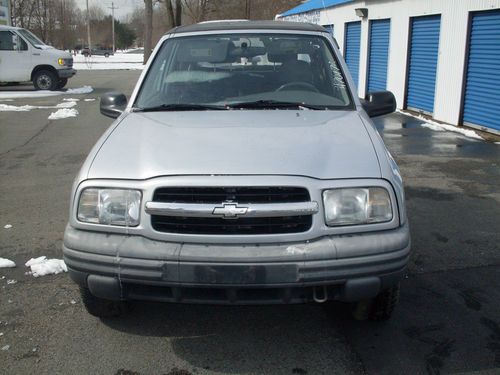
[1, 345, 10, 351]
[398, 110, 484, 141]
[84, 98, 96, 102]
[66, 86, 93, 94]
[0, 86, 93, 99]
[4, 224, 12, 229]
[0, 258, 16, 268]
[6, 279, 17, 285]
[55, 101, 78, 108]
[63, 98, 80, 102]
[25, 256, 67, 277]
[48, 108, 78, 120]
[0, 104, 35, 111]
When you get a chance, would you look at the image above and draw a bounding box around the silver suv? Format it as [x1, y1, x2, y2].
[63, 21, 410, 320]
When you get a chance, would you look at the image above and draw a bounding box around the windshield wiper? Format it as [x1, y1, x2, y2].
[226, 100, 325, 110]
[134, 103, 228, 112]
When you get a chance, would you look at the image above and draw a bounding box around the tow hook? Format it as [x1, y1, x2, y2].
[313, 285, 328, 303]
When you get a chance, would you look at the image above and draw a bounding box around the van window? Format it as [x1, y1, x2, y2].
[0, 31, 15, 51]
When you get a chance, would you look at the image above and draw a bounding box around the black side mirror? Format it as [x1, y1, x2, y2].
[361, 91, 396, 118]
[100, 92, 127, 119]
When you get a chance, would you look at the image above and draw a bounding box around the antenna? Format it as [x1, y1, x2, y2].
[108, 2, 119, 52]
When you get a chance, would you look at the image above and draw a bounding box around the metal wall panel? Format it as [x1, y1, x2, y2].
[406, 15, 441, 114]
[462, 10, 500, 132]
[368, 19, 391, 92]
[344, 21, 361, 89]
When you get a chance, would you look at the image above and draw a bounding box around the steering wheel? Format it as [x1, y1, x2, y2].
[276, 81, 319, 93]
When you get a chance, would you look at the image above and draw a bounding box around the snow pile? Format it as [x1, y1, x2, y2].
[25, 256, 67, 277]
[48, 108, 78, 120]
[66, 86, 93, 94]
[0, 86, 93, 99]
[55, 101, 78, 108]
[0, 258, 16, 268]
[73, 52, 144, 70]
[0, 104, 35, 111]
[398, 110, 484, 141]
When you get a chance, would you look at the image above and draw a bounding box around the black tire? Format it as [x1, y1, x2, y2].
[104, 53, 110, 58]
[79, 287, 126, 318]
[368, 283, 400, 321]
[57, 78, 68, 89]
[33, 69, 58, 91]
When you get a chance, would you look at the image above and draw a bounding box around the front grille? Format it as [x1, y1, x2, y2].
[151, 186, 313, 235]
[153, 186, 310, 204]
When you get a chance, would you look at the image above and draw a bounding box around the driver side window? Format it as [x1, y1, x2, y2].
[0, 31, 15, 51]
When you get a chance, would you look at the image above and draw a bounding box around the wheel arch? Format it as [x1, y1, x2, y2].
[31, 65, 58, 81]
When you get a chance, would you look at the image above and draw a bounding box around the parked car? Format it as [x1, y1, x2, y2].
[63, 20, 410, 321]
[81, 46, 113, 57]
[0, 25, 76, 90]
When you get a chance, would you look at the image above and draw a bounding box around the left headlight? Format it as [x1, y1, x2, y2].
[77, 188, 142, 226]
[323, 187, 392, 226]
[58, 58, 72, 66]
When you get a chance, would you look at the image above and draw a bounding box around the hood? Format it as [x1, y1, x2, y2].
[87, 110, 380, 180]
[39, 46, 71, 58]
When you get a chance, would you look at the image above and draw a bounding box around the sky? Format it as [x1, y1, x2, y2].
[74, 0, 140, 20]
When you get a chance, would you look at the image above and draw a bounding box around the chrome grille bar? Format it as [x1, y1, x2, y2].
[145, 201, 319, 218]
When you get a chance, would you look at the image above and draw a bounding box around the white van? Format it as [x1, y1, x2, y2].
[0, 25, 76, 90]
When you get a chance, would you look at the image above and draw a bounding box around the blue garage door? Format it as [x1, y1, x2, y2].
[323, 24, 334, 36]
[406, 15, 441, 114]
[367, 19, 391, 92]
[462, 10, 500, 132]
[345, 21, 361, 89]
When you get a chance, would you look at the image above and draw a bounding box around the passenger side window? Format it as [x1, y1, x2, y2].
[0, 31, 15, 51]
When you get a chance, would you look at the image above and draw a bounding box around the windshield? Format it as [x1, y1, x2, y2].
[135, 33, 352, 110]
[17, 29, 46, 48]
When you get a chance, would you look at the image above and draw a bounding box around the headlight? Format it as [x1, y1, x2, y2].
[58, 58, 72, 66]
[77, 188, 142, 226]
[323, 187, 392, 226]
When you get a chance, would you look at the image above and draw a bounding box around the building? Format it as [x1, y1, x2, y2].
[0, 0, 10, 26]
[277, 0, 500, 134]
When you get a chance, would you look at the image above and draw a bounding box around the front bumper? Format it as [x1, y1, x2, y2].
[63, 223, 410, 304]
[57, 68, 77, 78]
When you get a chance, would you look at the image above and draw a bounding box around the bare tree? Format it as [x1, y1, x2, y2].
[144, 0, 153, 63]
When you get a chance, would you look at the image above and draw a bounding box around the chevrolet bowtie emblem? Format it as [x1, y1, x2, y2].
[212, 203, 248, 219]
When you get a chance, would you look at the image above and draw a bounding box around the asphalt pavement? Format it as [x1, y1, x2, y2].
[0, 71, 499, 375]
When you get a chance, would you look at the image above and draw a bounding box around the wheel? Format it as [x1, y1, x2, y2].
[79, 287, 126, 318]
[368, 283, 400, 321]
[104, 53, 110, 58]
[57, 78, 68, 89]
[33, 70, 58, 91]
[276, 81, 319, 92]
[351, 283, 400, 321]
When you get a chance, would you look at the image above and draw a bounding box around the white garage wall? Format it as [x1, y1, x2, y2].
[315, 0, 500, 127]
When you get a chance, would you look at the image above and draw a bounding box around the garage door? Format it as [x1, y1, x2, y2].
[367, 19, 391, 92]
[406, 15, 441, 114]
[462, 10, 500, 132]
[344, 21, 361, 89]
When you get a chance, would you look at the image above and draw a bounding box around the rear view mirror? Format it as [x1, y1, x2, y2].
[361, 91, 396, 118]
[100, 92, 127, 119]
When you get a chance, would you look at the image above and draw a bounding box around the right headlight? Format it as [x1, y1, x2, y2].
[323, 187, 392, 226]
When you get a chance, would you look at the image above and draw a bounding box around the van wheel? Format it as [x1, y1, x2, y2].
[33, 70, 58, 91]
[57, 78, 68, 89]
[79, 287, 126, 318]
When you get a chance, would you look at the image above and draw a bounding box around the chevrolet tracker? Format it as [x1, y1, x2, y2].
[63, 20, 410, 320]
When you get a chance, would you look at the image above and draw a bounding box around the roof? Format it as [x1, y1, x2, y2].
[280, 0, 353, 17]
[169, 20, 326, 34]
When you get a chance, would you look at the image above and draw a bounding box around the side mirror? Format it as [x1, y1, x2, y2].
[100, 92, 127, 118]
[361, 91, 396, 118]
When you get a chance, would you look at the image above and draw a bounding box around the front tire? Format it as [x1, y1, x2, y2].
[104, 52, 110, 58]
[79, 287, 126, 318]
[368, 283, 400, 321]
[33, 70, 58, 91]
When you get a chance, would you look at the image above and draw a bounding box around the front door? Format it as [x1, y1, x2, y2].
[0, 30, 32, 82]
